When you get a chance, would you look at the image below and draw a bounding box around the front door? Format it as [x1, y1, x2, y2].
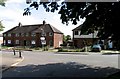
[24, 40, 26, 46]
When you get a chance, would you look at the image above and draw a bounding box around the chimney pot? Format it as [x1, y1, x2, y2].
[43, 20, 46, 25]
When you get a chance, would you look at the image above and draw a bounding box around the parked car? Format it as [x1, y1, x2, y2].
[91, 44, 101, 52]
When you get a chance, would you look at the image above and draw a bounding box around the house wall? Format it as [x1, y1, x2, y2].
[53, 33, 63, 48]
[73, 31, 98, 38]
[73, 38, 98, 48]
[3, 32, 63, 48]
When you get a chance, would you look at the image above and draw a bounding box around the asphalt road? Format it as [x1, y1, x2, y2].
[2, 51, 120, 78]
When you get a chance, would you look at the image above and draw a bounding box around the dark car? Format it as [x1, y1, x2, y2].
[91, 44, 101, 52]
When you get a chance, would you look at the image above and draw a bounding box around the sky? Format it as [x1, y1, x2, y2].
[0, 0, 85, 37]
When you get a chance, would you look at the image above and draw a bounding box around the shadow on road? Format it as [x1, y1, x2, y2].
[2, 62, 120, 79]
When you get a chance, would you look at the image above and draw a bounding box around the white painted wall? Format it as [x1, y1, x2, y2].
[73, 31, 98, 38]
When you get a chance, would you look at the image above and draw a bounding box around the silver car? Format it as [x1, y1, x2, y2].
[91, 44, 101, 52]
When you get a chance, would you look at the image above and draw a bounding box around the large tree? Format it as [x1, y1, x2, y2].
[24, 0, 120, 49]
[0, 0, 7, 6]
[0, 21, 4, 31]
[0, 0, 6, 31]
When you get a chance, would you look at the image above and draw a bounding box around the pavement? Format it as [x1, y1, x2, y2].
[0, 50, 24, 73]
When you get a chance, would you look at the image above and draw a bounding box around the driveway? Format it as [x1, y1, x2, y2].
[2, 51, 120, 78]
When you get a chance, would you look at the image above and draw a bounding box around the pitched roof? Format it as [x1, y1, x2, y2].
[72, 25, 83, 31]
[49, 24, 63, 34]
[3, 23, 63, 34]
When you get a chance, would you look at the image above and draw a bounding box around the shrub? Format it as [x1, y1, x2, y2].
[58, 48, 63, 52]
[75, 49, 80, 52]
[34, 47, 39, 50]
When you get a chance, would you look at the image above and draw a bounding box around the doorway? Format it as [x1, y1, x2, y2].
[24, 40, 26, 46]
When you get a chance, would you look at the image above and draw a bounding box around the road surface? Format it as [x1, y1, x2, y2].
[2, 51, 120, 78]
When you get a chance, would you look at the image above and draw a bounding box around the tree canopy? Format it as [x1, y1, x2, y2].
[0, 0, 6, 31]
[0, 0, 7, 6]
[24, 1, 120, 49]
[0, 21, 4, 31]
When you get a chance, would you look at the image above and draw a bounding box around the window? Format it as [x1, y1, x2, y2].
[74, 31, 79, 35]
[8, 40, 11, 44]
[49, 32, 53, 36]
[21, 33, 24, 37]
[26, 33, 29, 36]
[3, 34, 6, 37]
[8, 33, 11, 37]
[4, 40, 6, 45]
[31, 33, 36, 37]
[15, 33, 20, 37]
[41, 32, 46, 36]
[49, 40, 53, 46]
[31, 40, 35, 44]
[15, 40, 19, 44]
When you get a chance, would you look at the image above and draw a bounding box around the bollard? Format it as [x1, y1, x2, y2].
[13, 48, 16, 55]
[19, 49, 22, 58]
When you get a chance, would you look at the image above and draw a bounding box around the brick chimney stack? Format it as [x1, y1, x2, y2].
[18, 22, 22, 27]
[43, 20, 46, 25]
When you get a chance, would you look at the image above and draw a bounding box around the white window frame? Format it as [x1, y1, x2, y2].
[31, 33, 36, 37]
[26, 33, 29, 36]
[15, 40, 19, 44]
[4, 40, 6, 45]
[8, 33, 11, 37]
[15, 33, 20, 37]
[3, 34, 6, 37]
[21, 33, 24, 37]
[31, 40, 35, 44]
[8, 40, 11, 44]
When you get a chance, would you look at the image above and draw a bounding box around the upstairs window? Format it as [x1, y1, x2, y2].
[3, 34, 6, 37]
[15, 33, 20, 37]
[26, 33, 29, 36]
[31, 33, 36, 37]
[8, 33, 11, 37]
[74, 31, 79, 35]
[21, 33, 24, 37]
[49, 32, 53, 36]
[41, 32, 46, 36]
[15, 40, 19, 44]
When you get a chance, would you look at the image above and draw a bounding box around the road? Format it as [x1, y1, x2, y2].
[2, 51, 120, 78]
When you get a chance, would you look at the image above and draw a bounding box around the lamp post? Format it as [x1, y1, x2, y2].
[40, 28, 46, 50]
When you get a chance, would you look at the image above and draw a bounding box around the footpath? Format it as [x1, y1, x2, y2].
[0, 50, 24, 73]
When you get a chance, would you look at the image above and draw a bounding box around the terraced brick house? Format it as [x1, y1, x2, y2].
[3, 21, 63, 48]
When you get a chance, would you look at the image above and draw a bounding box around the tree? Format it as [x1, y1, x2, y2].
[0, 0, 6, 31]
[63, 35, 71, 43]
[0, 21, 4, 31]
[0, 0, 7, 6]
[24, 1, 120, 49]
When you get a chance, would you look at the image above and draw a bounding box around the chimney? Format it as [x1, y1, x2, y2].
[43, 20, 46, 25]
[18, 22, 22, 27]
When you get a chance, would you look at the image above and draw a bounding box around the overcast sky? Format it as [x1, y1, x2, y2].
[0, 0, 85, 37]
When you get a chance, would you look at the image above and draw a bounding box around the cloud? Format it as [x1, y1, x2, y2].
[0, 1, 41, 33]
[6, 0, 25, 4]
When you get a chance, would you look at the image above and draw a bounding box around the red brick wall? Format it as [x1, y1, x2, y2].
[73, 38, 98, 48]
[3, 32, 63, 48]
[53, 33, 63, 48]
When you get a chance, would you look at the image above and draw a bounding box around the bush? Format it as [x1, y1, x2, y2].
[34, 47, 39, 50]
[75, 49, 80, 52]
[58, 48, 63, 52]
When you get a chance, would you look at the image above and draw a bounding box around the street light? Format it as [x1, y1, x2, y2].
[40, 27, 46, 50]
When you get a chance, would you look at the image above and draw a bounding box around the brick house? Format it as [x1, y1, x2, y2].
[3, 21, 63, 48]
[72, 25, 114, 49]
